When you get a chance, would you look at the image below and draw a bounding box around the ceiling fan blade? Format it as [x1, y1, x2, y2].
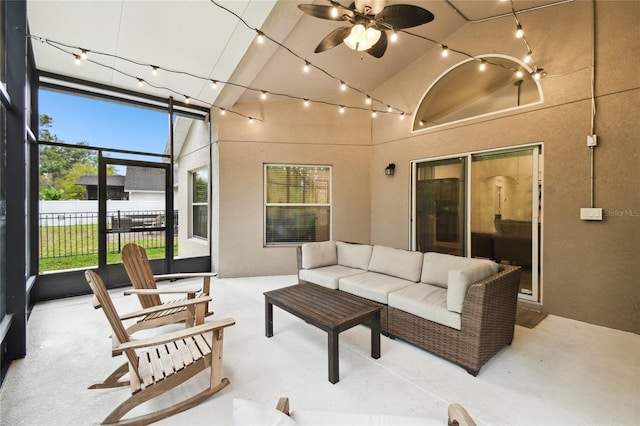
[298, 4, 353, 21]
[377, 4, 434, 30]
[367, 30, 388, 58]
[314, 27, 353, 53]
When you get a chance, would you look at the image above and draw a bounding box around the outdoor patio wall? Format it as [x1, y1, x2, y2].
[175, 119, 211, 258]
[368, 0, 639, 333]
[214, 96, 372, 277]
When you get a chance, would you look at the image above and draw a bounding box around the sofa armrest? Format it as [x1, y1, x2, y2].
[460, 265, 521, 343]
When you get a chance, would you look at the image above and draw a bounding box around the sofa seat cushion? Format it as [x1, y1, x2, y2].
[301, 241, 338, 269]
[388, 283, 461, 330]
[421, 252, 499, 288]
[338, 272, 415, 304]
[336, 241, 373, 270]
[368, 246, 424, 283]
[447, 263, 497, 313]
[299, 265, 366, 290]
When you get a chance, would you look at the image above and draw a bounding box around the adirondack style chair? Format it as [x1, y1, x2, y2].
[121, 243, 216, 334]
[85, 270, 235, 425]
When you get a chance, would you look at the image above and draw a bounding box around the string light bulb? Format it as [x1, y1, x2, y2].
[515, 70, 524, 78]
[211, 80, 218, 89]
[249, 117, 254, 124]
[303, 61, 310, 73]
[151, 65, 158, 75]
[390, 31, 398, 42]
[260, 91, 267, 100]
[79, 49, 88, 60]
[515, 24, 524, 38]
[441, 45, 449, 57]
[479, 60, 487, 71]
[303, 99, 310, 107]
[220, 108, 226, 116]
[137, 78, 144, 87]
[400, 112, 405, 120]
[256, 31, 265, 44]
[524, 50, 532, 63]
[371, 110, 377, 118]
[387, 105, 393, 113]
[339, 105, 345, 114]
[340, 81, 347, 91]
[365, 96, 372, 105]
[74, 54, 81, 65]
[184, 96, 190, 104]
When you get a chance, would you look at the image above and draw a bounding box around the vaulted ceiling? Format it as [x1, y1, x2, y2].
[27, 0, 568, 112]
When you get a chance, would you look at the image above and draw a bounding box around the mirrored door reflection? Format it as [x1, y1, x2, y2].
[415, 157, 466, 256]
[470, 148, 541, 301]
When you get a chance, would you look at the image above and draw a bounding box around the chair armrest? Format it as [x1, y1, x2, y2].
[123, 286, 201, 296]
[115, 317, 235, 352]
[152, 272, 217, 281]
[118, 296, 212, 321]
[276, 397, 290, 416]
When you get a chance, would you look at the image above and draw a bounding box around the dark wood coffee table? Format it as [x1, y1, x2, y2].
[264, 283, 381, 384]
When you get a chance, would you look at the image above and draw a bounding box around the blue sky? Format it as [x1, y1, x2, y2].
[39, 89, 169, 161]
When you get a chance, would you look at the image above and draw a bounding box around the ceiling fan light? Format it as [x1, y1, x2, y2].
[344, 24, 368, 51]
[365, 27, 381, 47]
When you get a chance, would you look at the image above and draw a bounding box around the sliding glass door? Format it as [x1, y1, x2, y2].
[412, 146, 542, 302]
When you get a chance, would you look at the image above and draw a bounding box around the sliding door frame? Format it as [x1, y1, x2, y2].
[410, 143, 543, 303]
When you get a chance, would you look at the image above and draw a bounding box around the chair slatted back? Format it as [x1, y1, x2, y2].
[85, 270, 140, 377]
[122, 243, 162, 308]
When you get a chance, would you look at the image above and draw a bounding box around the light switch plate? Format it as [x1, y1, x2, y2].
[580, 207, 603, 220]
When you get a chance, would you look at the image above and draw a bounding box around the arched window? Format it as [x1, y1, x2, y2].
[413, 55, 542, 130]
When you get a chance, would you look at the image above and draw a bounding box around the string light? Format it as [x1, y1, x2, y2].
[211, 80, 218, 89]
[137, 78, 144, 87]
[303, 61, 310, 73]
[400, 113, 405, 120]
[260, 91, 267, 100]
[371, 110, 377, 118]
[516, 70, 524, 78]
[479, 60, 487, 71]
[339, 105, 345, 114]
[524, 50, 532, 63]
[220, 108, 226, 116]
[340, 81, 347, 91]
[303, 99, 310, 107]
[390, 31, 398, 42]
[73, 54, 81, 65]
[184, 95, 190, 104]
[79, 49, 88, 60]
[256, 31, 265, 44]
[515, 24, 524, 38]
[365, 96, 371, 105]
[249, 117, 254, 123]
[387, 105, 393, 113]
[151, 65, 158, 75]
[441, 45, 449, 57]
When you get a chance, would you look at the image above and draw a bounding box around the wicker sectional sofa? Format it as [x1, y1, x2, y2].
[296, 241, 521, 375]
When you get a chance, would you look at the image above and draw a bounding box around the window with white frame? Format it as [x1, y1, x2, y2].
[265, 164, 331, 245]
[191, 168, 208, 239]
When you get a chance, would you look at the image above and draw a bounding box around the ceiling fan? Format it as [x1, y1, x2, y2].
[298, 0, 434, 58]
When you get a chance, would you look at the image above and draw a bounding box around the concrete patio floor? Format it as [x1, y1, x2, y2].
[1, 275, 638, 425]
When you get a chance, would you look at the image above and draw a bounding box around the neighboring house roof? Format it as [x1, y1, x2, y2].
[75, 174, 125, 187]
[124, 166, 165, 192]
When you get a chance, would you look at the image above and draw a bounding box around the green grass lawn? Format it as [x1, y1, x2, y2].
[39, 224, 176, 272]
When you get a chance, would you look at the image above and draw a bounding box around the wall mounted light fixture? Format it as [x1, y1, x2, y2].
[385, 163, 396, 176]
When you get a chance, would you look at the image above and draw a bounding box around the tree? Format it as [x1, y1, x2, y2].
[39, 114, 117, 200]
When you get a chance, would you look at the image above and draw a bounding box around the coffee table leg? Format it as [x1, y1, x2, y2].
[328, 330, 339, 384]
[265, 299, 273, 338]
[371, 311, 381, 359]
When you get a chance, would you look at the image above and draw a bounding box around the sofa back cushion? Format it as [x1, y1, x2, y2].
[301, 241, 337, 269]
[367, 246, 424, 282]
[447, 263, 497, 313]
[336, 241, 373, 270]
[421, 252, 498, 288]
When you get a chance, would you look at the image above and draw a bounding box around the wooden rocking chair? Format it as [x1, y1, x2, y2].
[121, 243, 216, 334]
[85, 270, 235, 425]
